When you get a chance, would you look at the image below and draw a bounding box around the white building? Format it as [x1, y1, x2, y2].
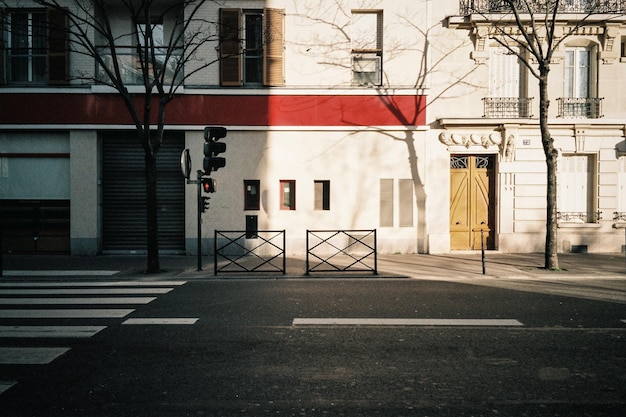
[429, 0, 626, 253]
[1, 0, 625, 257]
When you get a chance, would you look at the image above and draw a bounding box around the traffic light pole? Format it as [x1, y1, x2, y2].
[196, 170, 203, 271]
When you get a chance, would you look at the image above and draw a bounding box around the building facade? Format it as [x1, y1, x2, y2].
[1, 0, 625, 256]
[429, 0, 626, 253]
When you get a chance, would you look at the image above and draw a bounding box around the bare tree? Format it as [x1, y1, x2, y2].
[477, 0, 625, 270]
[32, 0, 218, 272]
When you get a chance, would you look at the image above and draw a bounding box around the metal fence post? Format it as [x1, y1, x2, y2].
[305, 230, 310, 276]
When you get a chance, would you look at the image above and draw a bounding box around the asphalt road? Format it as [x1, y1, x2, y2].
[0, 277, 625, 417]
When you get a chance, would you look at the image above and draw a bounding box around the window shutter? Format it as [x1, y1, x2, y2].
[0, 10, 5, 84]
[47, 8, 69, 85]
[219, 8, 242, 87]
[263, 8, 284, 87]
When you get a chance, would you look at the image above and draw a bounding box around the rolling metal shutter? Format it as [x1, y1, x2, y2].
[102, 132, 185, 253]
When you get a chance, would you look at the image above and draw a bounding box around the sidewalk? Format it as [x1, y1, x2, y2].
[2, 252, 626, 280]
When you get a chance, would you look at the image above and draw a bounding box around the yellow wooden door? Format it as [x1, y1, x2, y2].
[450, 155, 495, 250]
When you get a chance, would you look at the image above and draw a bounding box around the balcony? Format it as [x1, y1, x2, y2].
[460, 0, 626, 15]
[483, 97, 533, 118]
[96, 47, 182, 86]
[557, 211, 602, 223]
[557, 97, 604, 118]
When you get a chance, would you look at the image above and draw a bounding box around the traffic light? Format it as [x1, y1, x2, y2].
[202, 196, 211, 212]
[203, 127, 227, 174]
[202, 177, 216, 193]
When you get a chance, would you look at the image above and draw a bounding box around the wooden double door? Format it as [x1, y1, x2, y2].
[450, 155, 496, 250]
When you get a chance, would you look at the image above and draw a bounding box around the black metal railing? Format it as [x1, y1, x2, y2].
[557, 211, 602, 223]
[306, 229, 377, 275]
[483, 97, 533, 118]
[460, 0, 626, 15]
[557, 97, 603, 118]
[614, 212, 626, 221]
[214, 230, 286, 275]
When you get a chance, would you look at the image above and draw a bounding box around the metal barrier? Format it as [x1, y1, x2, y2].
[214, 230, 286, 275]
[306, 229, 377, 275]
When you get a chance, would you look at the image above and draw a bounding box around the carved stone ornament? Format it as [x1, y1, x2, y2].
[439, 131, 502, 148]
[439, 131, 516, 160]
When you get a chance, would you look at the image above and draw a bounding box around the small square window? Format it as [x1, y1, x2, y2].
[280, 180, 296, 210]
[244, 180, 260, 210]
[314, 180, 330, 211]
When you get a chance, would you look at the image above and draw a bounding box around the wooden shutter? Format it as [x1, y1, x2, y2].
[219, 8, 242, 86]
[0, 10, 4, 84]
[263, 8, 284, 87]
[489, 47, 520, 97]
[47, 8, 69, 85]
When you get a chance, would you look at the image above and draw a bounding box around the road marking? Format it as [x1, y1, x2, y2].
[0, 281, 186, 287]
[2, 270, 118, 277]
[122, 318, 199, 325]
[292, 318, 524, 327]
[0, 347, 70, 364]
[0, 297, 156, 305]
[0, 381, 16, 395]
[0, 309, 134, 318]
[621, 319, 626, 324]
[0, 326, 106, 338]
[0, 288, 173, 295]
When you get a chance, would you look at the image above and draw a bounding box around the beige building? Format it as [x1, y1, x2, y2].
[427, 0, 626, 253]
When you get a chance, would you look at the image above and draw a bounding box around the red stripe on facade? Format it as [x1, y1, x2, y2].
[0, 93, 426, 127]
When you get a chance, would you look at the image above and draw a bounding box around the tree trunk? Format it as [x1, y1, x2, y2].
[144, 138, 160, 273]
[538, 67, 559, 270]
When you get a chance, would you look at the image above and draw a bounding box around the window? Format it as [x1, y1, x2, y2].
[2, 9, 68, 85]
[219, 8, 285, 87]
[565, 47, 591, 99]
[244, 180, 260, 210]
[558, 154, 598, 223]
[351, 11, 382, 86]
[243, 11, 265, 85]
[314, 180, 330, 211]
[280, 180, 295, 210]
[379, 179, 394, 227]
[484, 46, 532, 118]
[6, 10, 46, 83]
[559, 46, 601, 118]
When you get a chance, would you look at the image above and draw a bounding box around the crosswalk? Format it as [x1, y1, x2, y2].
[0, 280, 189, 396]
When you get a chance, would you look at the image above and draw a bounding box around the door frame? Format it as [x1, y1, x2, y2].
[449, 153, 498, 251]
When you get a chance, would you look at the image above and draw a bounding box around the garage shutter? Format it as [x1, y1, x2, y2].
[102, 132, 185, 253]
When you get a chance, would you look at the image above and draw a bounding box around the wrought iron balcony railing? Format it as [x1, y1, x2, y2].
[483, 97, 534, 118]
[557, 211, 602, 223]
[460, 0, 626, 15]
[557, 97, 603, 118]
[613, 212, 626, 221]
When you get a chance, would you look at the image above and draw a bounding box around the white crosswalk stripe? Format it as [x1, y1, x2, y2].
[0, 347, 71, 364]
[0, 288, 173, 295]
[0, 297, 156, 305]
[0, 326, 107, 338]
[0, 280, 187, 396]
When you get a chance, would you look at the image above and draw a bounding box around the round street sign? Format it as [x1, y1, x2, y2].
[180, 149, 192, 180]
